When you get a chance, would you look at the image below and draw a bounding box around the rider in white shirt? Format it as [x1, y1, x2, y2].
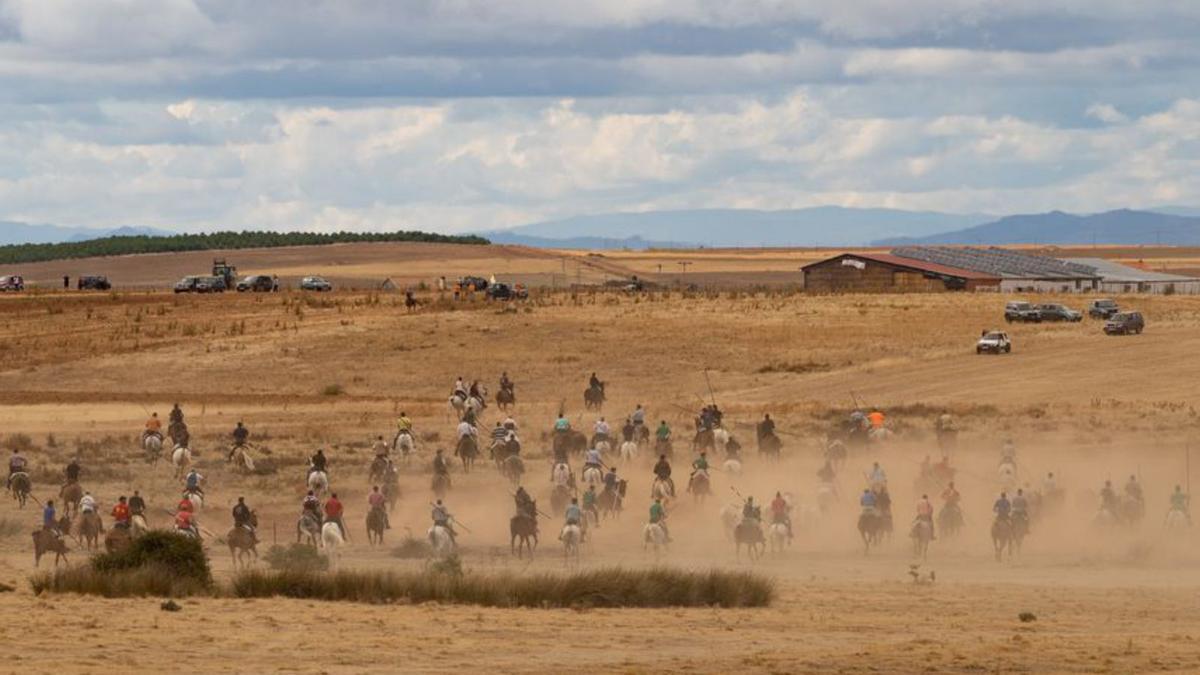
[80, 492, 97, 514]
[594, 418, 610, 438]
[585, 447, 602, 468]
[457, 420, 477, 439]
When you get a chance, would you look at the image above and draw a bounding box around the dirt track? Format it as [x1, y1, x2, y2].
[1, 284, 1199, 672]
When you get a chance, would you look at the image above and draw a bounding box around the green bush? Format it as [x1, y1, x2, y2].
[263, 544, 329, 573]
[91, 530, 211, 586]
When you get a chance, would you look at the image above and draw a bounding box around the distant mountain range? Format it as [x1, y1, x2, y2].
[0, 223, 171, 246]
[873, 209, 1200, 246]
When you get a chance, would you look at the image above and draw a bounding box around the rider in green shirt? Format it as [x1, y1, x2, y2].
[692, 453, 709, 473]
[656, 421, 671, 441]
[1170, 485, 1191, 524]
[582, 485, 599, 527]
[649, 498, 669, 541]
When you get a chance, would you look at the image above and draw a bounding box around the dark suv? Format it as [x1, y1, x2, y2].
[487, 282, 527, 301]
[1004, 301, 1041, 323]
[1104, 311, 1144, 335]
[1088, 298, 1119, 319]
[1035, 303, 1082, 322]
[174, 275, 227, 294]
[77, 275, 111, 291]
[237, 275, 277, 292]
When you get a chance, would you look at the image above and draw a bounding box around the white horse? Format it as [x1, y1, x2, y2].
[720, 502, 740, 541]
[321, 522, 344, 569]
[998, 462, 1017, 490]
[130, 514, 148, 536]
[308, 470, 329, 497]
[428, 524, 455, 557]
[619, 441, 638, 463]
[723, 458, 743, 476]
[712, 427, 730, 454]
[561, 524, 582, 561]
[1165, 509, 1189, 531]
[394, 430, 416, 458]
[594, 439, 611, 457]
[552, 463, 572, 488]
[171, 446, 191, 479]
[143, 434, 163, 463]
[582, 466, 603, 487]
[643, 522, 667, 554]
[651, 478, 674, 503]
[230, 446, 256, 473]
[769, 522, 790, 553]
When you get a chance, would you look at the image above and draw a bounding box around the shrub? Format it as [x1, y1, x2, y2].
[29, 563, 210, 598]
[231, 567, 774, 608]
[263, 544, 329, 573]
[91, 530, 212, 586]
[321, 383, 345, 396]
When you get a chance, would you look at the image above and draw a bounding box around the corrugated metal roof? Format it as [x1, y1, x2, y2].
[802, 252, 1000, 280]
[892, 246, 1099, 279]
[1061, 258, 1200, 283]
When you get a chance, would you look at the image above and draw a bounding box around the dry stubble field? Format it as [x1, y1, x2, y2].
[1, 279, 1199, 673]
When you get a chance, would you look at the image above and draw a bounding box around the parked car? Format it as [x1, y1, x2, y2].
[1035, 303, 1082, 322]
[1004, 301, 1041, 323]
[458, 276, 489, 292]
[1104, 311, 1145, 335]
[300, 276, 333, 292]
[0, 275, 25, 292]
[1087, 298, 1119, 319]
[237, 275, 277, 293]
[174, 275, 226, 294]
[976, 331, 1012, 354]
[487, 282, 527, 301]
[77, 275, 111, 291]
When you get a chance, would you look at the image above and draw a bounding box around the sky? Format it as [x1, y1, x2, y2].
[0, 1, 1198, 234]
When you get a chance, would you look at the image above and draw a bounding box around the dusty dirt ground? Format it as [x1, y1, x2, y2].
[0, 281, 1199, 673]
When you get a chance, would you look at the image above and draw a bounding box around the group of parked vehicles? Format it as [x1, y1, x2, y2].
[983, 298, 1146, 354]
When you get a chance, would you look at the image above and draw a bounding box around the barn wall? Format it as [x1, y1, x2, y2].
[804, 258, 953, 293]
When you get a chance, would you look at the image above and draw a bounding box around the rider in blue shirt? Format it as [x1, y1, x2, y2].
[993, 492, 1011, 520]
[860, 488, 877, 510]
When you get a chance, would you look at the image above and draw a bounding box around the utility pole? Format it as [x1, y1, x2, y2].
[678, 261, 692, 275]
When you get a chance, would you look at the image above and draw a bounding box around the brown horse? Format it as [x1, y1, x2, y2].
[366, 506, 387, 546]
[105, 526, 132, 554]
[33, 529, 69, 567]
[734, 519, 765, 561]
[78, 511, 103, 550]
[991, 516, 1013, 561]
[227, 521, 259, 569]
[510, 511, 538, 559]
[59, 482, 83, 519]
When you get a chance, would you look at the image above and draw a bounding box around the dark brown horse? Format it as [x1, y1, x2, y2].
[510, 510, 538, 559]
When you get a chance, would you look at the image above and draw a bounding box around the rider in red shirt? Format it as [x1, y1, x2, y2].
[177, 496, 194, 513]
[174, 510, 195, 535]
[325, 493, 346, 539]
[111, 497, 131, 529]
[367, 486, 390, 529]
[770, 491, 793, 540]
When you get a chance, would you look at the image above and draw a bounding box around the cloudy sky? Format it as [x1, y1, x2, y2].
[0, 1, 1198, 233]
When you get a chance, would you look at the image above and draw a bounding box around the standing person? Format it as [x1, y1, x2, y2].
[63, 275, 70, 290]
[324, 493, 346, 539]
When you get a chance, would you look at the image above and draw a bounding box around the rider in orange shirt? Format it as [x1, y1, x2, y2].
[867, 410, 885, 429]
[111, 496, 131, 529]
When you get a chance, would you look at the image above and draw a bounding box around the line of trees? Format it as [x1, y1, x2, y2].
[0, 230, 490, 265]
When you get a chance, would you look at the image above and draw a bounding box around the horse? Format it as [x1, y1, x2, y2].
[59, 482, 83, 519]
[171, 446, 192, 479]
[307, 470, 330, 497]
[582, 465, 603, 488]
[553, 430, 588, 459]
[651, 478, 674, 504]
[496, 387, 515, 412]
[1165, 509, 1190, 531]
[32, 529, 69, 567]
[501, 455, 525, 485]
[722, 458, 743, 477]
[598, 481, 626, 519]
[720, 503, 741, 541]
[858, 509, 884, 555]
[455, 435, 479, 472]
[227, 516, 259, 568]
[757, 431, 782, 460]
[321, 522, 344, 569]
[824, 439, 847, 470]
[1010, 512, 1029, 554]
[369, 456, 390, 484]
[297, 511, 322, 547]
[693, 428, 714, 453]
[1119, 497, 1145, 527]
[561, 524, 582, 562]
[428, 524, 455, 557]
[619, 441, 639, 464]
[365, 506, 387, 546]
[911, 519, 933, 560]
[643, 522, 667, 554]
[510, 512, 538, 558]
[552, 462, 572, 488]
[230, 446, 256, 473]
[991, 516, 1013, 561]
[8, 472, 31, 508]
[130, 514, 148, 537]
[712, 427, 731, 455]
[431, 473, 450, 500]
[143, 433, 164, 464]
[997, 461, 1018, 490]
[768, 522, 789, 554]
[937, 503, 964, 539]
[816, 482, 837, 516]
[78, 511, 104, 550]
[734, 519, 765, 561]
[393, 430, 416, 459]
[382, 475, 401, 511]
[654, 437, 674, 460]
[105, 526, 133, 554]
[687, 471, 711, 503]
[584, 383, 605, 411]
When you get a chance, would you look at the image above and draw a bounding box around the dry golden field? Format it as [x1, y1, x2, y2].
[1, 246, 1200, 673]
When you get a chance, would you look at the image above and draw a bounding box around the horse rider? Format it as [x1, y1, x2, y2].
[914, 494, 935, 539]
[233, 496, 258, 541]
[64, 457, 81, 485]
[631, 404, 646, 432]
[373, 435, 390, 459]
[757, 413, 776, 441]
[185, 468, 204, 495]
[770, 491, 792, 540]
[514, 486, 535, 519]
[43, 499, 60, 537]
[325, 493, 347, 539]
[874, 484, 892, 517]
[689, 452, 709, 491]
[144, 412, 163, 442]
[469, 379, 483, 400]
[111, 496, 131, 530]
[433, 448, 451, 477]
[653, 454, 675, 495]
[309, 449, 328, 476]
[941, 481, 961, 509]
[655, 420, 671, 444]
[178, 493, 196, 514]
[859, 488, 877, 515]
[867, 462, 887, 489]
[397, 410, 414, 436]
[7, 448, 27, 489]
[1124, 475, 1144, 504]
[169, 403, 185, 427]
[453, 376, 467, 400]
[993, 491, 1012, 522]
[1011, 488, 1030, 532]
[933, 455, 953, 482]
[302, 490, 322, 519]
[816, 458, 836, 484]
[1000, 438, 1017, 466]
[589, 372, 602, 391]
[174, 508, 196, 537]
[582, 485, 600, 528]
[368, 486, 391, 529]
[593, 417, 611, 444]
[128, 490, 146, 518]
[621, 418, 636, 443]
[1042, 472, 1058, 495]
[561, 497, 583, 540]
[490, 422, 509, 452]
[554, 413, 571, 434]
[1099, 480, 1119, 514]
[229, 421, 250, 460]
[431, 499, 457, 544]
[584, 446, 603, 472]
[499, 372, 513, 395]
[649, 497, 670, 542]
[80, 490, 98, 516]
[603, 466, 620, 495]
[742, 496, 761, 524]
[172, 424, 190, 449]
[1169, 485, 1191, 525]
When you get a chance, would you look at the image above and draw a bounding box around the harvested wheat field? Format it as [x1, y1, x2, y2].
[1, 282, 1200, 673]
